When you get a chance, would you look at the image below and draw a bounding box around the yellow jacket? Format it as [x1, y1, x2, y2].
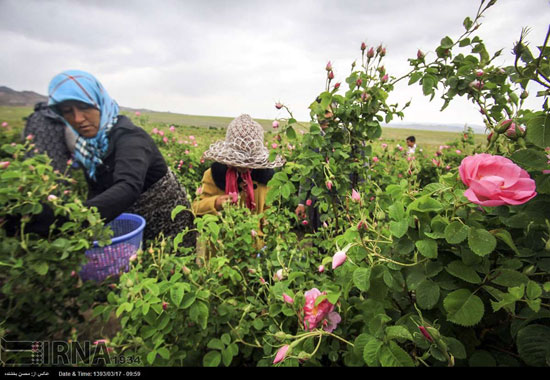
[192, 166, 271, 216]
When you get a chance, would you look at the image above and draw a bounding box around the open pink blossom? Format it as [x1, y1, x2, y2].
[273, 345, 290, 364]
[372, 156, 379, 163]
[272, 120, 279, 128]
[0, 161, 10, 169]
[323, 311, 342, 333]
[169, 125, 175, 132]
[271, 143, 278, 149]
[135, 111, 141, 116]
[305, 199, 312, 206]
[1, 122, 8, 127]
[152, 128, 159, 134]
[303, 288, 335, 331]
[459, 153, 536, 206]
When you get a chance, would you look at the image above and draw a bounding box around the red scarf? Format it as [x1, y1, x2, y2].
[225, 167, 256, 210]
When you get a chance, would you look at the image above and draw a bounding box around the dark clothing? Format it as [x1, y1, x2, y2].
[84, 115, 168, 223]
[210, 162, 275, 190]
[23, 102, 72, 172]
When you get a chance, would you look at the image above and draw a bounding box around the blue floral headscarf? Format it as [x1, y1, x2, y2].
[48, 70, 119, 180]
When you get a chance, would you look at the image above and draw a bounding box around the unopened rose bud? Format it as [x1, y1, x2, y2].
[251, 229, 257, 237]
[326, 61, 333, 71]
[381, 74, 388, 83]
[475, 69, 484, 77]
[328, 71, 334, 80]
[417, 49, 424, 60]
[520, 90, 529, 99]
[305, 199, 312, 206]
[318, 265, 325, 273]
[271, 143, 278, 149]
[48, 194, 58, 202]
[272, 120, 279, 128]
[419, 326, 433, 342]
[334, 82, 341, 90]
[0, 161, 10, 169]
[129, 254, 137, 262]
[367, 47, 375, 59]
[356, 78, 362, 88]
[162, 302, 168, 311]
[182, 266, 191, 275]
[275, 102, 283, 109]
[326, 180, 333, 190]
[26, 134, 34, 141]
[302, 220, 309, 226]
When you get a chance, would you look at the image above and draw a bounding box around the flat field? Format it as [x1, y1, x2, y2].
[0, 106, 486, 151]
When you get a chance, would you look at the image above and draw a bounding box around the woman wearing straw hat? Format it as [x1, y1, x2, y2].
[193, 114, 285, 217]
[45, 69, 196, 246]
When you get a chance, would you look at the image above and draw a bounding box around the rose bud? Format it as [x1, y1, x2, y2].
[419, 326, 434, 342]
[356, 78, 363, 87]
[381, 74, 389, 83]
[334, 82, 341, 90]
[272, 120, 279, 128]
[417, 49, 424, 60]
[162, 302, 168, 311]
[361, 42, 366, 51]
[275, 102, 283, 109]
[0, 161, 10, 169]
[251, 229, 257, 237]
[305, 199, 312, 206]
[318, 264, 325, 273]
[367, 47, 375, 59]
[326, 180, 333, 190]
[302, 220, 309, 226]
[326, 61, 333, 71]
[328, 71, 335, 80]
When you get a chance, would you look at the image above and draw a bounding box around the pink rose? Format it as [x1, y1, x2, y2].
[302, 220, 309, 226]
[135, 111, 141, 116]
[328, 71, 334, 80]
[325, 61, 333, 71]
[361, 42, 366, 51]
[417, 49, 424, 60]
[459, 153, 536, 206]
[318, 264, 325, 273]
[303, 288, 335, 331]
[381, 143, 388, 149]
[159, 130, 165, 136]
[334, 82, 341, 90]
[372, 156, 379, 162]
[251, 229, 257, 237]
[47, 194, 58, 202]
[163, 137, 168, 143]
[381, 74, 389, 83]
[305, 199, 312, 206]
[272, 120, 279, 129]
[326, 180, 333, 190]
[367, 47, 375, 59]
[323, 311, 341, 333]
[273, 345, 290, 364]
[271, 143, 278, 149]
[1, 122, 8, 127]
[169, 125, 175, 132]
[275, 102, 283, 110]
[0, 161, 10, 169]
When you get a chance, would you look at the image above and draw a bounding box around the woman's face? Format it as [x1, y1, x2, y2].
[57, 100, 100, 138]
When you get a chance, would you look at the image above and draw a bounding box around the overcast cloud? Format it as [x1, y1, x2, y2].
[1, 0, 549, 130]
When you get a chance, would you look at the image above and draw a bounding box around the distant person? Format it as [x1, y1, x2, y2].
[406, 136, 416, 154]
[39, 69, 195, 245]
[23, 101, 77, 173]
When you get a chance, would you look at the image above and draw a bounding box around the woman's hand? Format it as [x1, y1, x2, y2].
[215, 195, 234, 211]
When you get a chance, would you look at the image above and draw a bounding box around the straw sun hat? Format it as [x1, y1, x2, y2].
[202, 114, 285, 169]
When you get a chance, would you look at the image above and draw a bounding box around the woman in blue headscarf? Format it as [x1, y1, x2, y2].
[45, 70, 196, 246]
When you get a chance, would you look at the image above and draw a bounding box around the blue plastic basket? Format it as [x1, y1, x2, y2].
[79, 213, 146, 283]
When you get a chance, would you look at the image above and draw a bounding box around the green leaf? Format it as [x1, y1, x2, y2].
[415, 239, 438, 258]
[516, 324, 550, 366]
[353, 334, 372, 357]
[422, 75, 435, 96]
[416, 280, 440, 310]
[443, 289, 484, 326]
[32, 262, 49, 276]
[493, 229, 520, 255]
[170, 283, 185, 307]
[157, 347, 170, 360]
[389, 219, 408, 238]
[221, 348, 233, 367]
[286, 126, 297, 140]
[468, 228, 497, 256]
[171, 205, 186, 221]
[463, 16, 473, 30]
[181, 293, 196, 309]
[445, 337, 467, 359]
[379, 342, 415, 367]
[363, 337, 383, 367]
[147, 351, 157, 365]
[526, 112, 550, 149]
[444, 222, 469, 244]
[445, 260, 482, 284]
[440, 36, 454, 49]
[353, 267, 371, 292]
[510, 149, 550, 171]
[491, 269, 528, 287]
[527, 281, 542, 299]
[385, 326, 413, 341]
[207, 338, 224, 351]
[468, 350, 496, 367]
[221, 333, 231, 346]
[408, 196, 443, 213]
[203, 351, 221, 367]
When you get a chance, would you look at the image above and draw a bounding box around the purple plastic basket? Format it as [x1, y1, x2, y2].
[79, 213, 146, 282]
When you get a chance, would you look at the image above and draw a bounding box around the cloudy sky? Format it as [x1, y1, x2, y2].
[1, 0, 549, 130]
